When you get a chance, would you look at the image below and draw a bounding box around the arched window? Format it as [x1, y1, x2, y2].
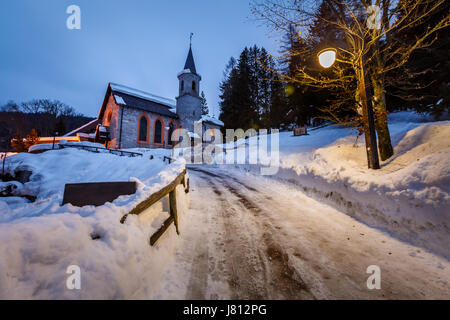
[105, 110, 112, 126]
[137, 114, 149, 143]
[153, 118, 163, 145]
[192, 81, 196, 93]
[167, 122, 175, 146]
[180, 80, 184, 92]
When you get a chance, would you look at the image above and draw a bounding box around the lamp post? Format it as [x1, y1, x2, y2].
[318, 48, 380, 170]
[52, 131, 59, 150]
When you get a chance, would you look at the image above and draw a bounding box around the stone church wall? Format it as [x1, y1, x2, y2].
[119, 107, 178, 149]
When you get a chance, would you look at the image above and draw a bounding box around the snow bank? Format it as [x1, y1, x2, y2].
[214, 111, 450, 259]
[0, 148, 189, 299]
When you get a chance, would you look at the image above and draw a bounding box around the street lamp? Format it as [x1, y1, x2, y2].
[318, 48, 337, 68]
[317, 47, 380, 169]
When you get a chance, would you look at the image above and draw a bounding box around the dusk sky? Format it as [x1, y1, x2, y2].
[0, 0, 279, 118]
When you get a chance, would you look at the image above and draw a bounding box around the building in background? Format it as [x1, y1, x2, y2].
[93, 45, 223, 149]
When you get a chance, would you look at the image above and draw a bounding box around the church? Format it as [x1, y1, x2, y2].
[89, 45, 223, 149]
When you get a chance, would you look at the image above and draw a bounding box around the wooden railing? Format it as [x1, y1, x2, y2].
[163, 155, 175, 164]
[120, 169, 189, 246]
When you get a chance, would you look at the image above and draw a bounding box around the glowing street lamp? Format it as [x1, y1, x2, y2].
[317, 47, 380, 169]
[318, 48, 337, 68]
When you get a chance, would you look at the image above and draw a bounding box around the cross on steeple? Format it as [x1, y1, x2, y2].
[190, 32, 193, 47]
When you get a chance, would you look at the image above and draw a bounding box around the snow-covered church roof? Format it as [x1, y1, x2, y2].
[110, 83, 176, 108]
[107, 82, 178, 119]
[198, 115, 224, 127]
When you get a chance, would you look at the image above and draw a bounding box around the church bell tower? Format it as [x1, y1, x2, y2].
[176, 38, 202, 132]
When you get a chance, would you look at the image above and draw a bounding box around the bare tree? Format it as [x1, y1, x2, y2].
[251, 0, 450, 160]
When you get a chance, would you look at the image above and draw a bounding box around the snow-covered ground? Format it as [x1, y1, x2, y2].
[0, 111, 448, 299]
[0, 146, 188, 299]
[211, 111, 449, 259]
[155, 166, 450, 299]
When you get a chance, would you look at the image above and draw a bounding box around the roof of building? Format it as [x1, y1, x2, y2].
[183, 46, 197, 74]
[63, 118, 99, 137]
[198, 115, 224, 127]
[110, 83, 176, 108]
[97, 83, 178, 121]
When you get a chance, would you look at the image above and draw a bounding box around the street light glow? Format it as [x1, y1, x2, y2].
[318, 49, 336, 68]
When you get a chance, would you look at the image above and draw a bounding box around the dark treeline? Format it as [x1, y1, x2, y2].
[219, 45, 290, 131]
[219, 0, 449, 138]
[385, 0, 450, 117]
[0, 99, 94, 151]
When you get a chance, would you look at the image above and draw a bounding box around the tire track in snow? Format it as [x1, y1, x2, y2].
[190, 167, 315, 299]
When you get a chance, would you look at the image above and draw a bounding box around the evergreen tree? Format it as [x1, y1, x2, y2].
[387, 0, 450, 118]
[219, 46, 289, 130]
[200, 91, 209, 116]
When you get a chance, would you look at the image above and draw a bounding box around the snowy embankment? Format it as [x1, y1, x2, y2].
[221, 112, 450, 259]
[0, 147, 188, 299]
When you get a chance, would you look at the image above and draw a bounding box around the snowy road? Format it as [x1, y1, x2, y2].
[155, 166, 450, 299]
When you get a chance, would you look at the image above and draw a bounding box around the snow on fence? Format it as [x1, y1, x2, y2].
[120, 169, 189, 246]
[60, 144, 143, 157]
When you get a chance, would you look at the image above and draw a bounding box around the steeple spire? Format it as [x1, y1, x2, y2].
[183, 39, 197, 74]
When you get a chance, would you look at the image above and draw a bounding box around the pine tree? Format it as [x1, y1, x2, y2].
[200, 91, 209, 116]
[219, 45, 290, 130]
[387, 0, 450, 118]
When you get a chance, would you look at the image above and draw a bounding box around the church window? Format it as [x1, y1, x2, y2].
[192, 81, 196, 93]
[105, 110, 112, 126]
[138, 114, 149, 143]
[154, 118, 163, 144]
[181, 80, 184, 92]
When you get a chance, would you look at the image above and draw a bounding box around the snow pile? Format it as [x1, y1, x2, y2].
[28, 143, 58, 153]
[0, 148, 188, 299]
[28, 141, 107, 153]
[218, 111, 450, 258]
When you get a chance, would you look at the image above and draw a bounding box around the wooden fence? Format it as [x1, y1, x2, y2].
[60, 144, 143, 157]
[120, 169, 189, 246]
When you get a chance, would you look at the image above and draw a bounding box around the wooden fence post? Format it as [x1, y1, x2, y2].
[169, 188, 179, 235]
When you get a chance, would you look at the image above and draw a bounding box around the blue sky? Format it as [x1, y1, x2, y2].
[0, 0, 279, 118]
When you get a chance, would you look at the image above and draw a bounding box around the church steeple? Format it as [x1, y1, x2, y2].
[183, 46, 197, 74]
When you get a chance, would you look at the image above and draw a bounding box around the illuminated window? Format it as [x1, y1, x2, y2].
[105, 110, 112, 126]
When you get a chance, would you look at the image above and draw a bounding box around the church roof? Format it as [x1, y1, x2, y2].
[183, 46, 197, 74]
[197, 115, 224, 127]
[110, 83, 176, 108]
[98, 83, 178, 121]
